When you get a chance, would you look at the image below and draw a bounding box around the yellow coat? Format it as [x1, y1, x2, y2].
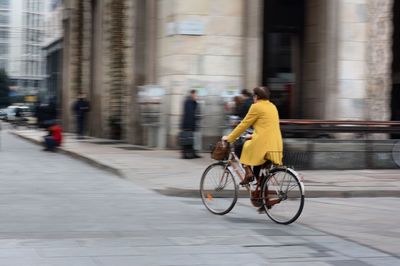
[227, 100, 283, 166]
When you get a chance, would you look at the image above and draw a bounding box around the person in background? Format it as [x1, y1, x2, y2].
[238, 89, 253, 119]
[232, 96, 243, 117]
[46, 97, 58, 124]
[233, 89, 254, 157]
[43, 122, 63, 152]
[14, 107, 23, 127]
[180, 90, 201, 159]
[73, 93, 90, 139]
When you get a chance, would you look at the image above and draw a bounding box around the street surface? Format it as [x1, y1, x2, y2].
[0, 130, 398, 265]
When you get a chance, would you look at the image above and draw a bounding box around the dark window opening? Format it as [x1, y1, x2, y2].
[262, 0, 305, 119]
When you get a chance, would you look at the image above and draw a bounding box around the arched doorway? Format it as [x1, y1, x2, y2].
[262, 0, 305, 119]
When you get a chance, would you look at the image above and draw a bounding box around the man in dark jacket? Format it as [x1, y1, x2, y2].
[73, 93, 90, 139]
[180, 90, 201, 159]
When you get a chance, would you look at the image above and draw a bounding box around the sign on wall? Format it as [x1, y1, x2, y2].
[166, 21, 205, 36]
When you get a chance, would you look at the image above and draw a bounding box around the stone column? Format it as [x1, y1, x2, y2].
[61, 0, 92, 133]
[61, 3, 73, 132]
[331, 0, 369, 120]
[243, 0, 262, 89]
[366, 0, 393, 121]
[157, 0, 245, 148]
[89, 0, 105, 138]
[105, 0, 130, 140]
[62, 0, 81, 132]
[303, 0, 336, 119]
[303, 0, 392, 122]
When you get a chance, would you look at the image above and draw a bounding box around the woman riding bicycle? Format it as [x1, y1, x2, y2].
[222, 86, 283, 185]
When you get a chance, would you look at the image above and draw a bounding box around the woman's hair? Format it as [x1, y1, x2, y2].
[253, 86, 270, 100]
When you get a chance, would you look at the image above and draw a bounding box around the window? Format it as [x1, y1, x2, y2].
[0, 43, 7, 55]
[35, 61, 40, 76]
[29, 30, 34, 42]
[0, 11, 8, 25]
[28, 61, 32, 76]
[0, 29, 8, 40]
[34, 31, 39, 42]
[0, 59, 7, 70]
[32, 14, 37, 27]
[24, 61, 28, 75]
[0, 0, 9, 9]
[51, 0, 61, 11]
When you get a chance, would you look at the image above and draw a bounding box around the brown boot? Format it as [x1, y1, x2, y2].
[240, 165, 254, 185]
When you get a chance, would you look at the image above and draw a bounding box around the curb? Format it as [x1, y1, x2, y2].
[155, 188, 400, 198]
[12, 132, 124, 178]
[12, 131, 400, 199]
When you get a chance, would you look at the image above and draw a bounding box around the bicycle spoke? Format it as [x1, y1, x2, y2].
[263, 168, 304, 225]
[200, 163, 238, 215]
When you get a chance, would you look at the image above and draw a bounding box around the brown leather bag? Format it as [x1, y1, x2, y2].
[211, 141, 230, 161]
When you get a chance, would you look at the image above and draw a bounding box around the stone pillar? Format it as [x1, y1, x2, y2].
[303, 0, 336, 119]
[81, 0, 92, 97]
[366, 0, 393, 121]
[89, 0, 105, 138]
[61, 0, 92, 133]
[243, 0, 262, 89]
[126, 0, 142, 144]
[331, 0, 369, 120]
[62, 0, 80, 132]
[157, 0, 245, 148]
[104, 0, 130, 140]
[61, 3, 73, 132]
[303, 0, 393, 122]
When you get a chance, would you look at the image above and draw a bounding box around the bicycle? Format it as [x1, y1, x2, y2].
[200, 140, 305, 225]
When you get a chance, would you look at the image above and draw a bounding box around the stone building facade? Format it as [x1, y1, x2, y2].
[60, 0, 399, 147]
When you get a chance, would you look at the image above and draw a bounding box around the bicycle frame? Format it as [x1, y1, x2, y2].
[224, 143, 305, 203]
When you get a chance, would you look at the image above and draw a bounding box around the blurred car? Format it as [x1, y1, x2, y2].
[0, 109, 6, 120]
[4, 105, 20, 121]
[4, 106, 36, 126]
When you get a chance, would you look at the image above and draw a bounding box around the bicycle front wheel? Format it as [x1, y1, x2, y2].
[200, 162, 238, 215]
[261, 168, 304, 225]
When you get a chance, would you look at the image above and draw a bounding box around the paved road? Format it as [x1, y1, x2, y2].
[0, 131, 398, 265]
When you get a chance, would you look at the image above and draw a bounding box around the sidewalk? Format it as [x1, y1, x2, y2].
[10, 128, 400, 198]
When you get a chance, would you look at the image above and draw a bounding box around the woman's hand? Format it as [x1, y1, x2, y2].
[221, 136, 228, 141]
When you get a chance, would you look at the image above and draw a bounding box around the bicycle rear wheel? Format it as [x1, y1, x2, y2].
[261, 168, 304, 225]
[200, 162, 238, 215]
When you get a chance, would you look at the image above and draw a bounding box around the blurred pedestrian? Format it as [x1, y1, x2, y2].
[72, 93, 90, 139]
[238, 89, 253, 119]
[232, 96, 243, 117]
[46, 97, 58, 123]
[14, 106, 23, 127]
[43, 122, 63, 152]
[180, 90, 201, 159]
